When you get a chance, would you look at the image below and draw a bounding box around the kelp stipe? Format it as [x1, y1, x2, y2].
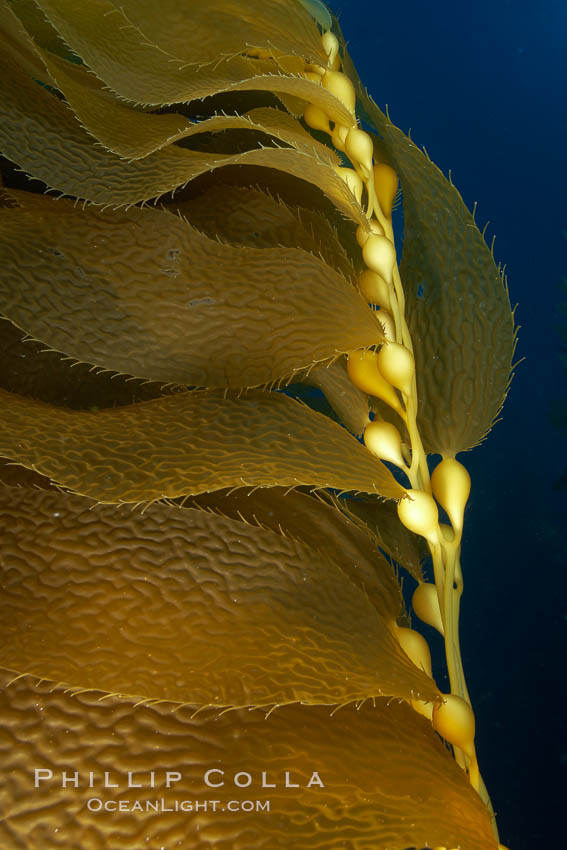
[0, 1, 515, 848]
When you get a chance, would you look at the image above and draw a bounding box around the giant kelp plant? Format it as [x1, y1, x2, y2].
[0, 1, 516, 848]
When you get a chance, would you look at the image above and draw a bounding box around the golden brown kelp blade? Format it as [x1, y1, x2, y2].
[2, 0, 367, 217]
[0, 196, 382, 387]
[0, 487, 437, 706]
[0, 672, 498, 850]
[0, 387, 404, 502]
[106, 0, 326, 66]
[23, 40, 340, 162]
[175, 184, 355, 282]
[181, 486, 402, 615]
[342, 46, 517, 455]
[17, 0, 259, 104]
[0, 47, 362, 212]
[14, 0, 349, 118]
[35, 49, 203, 161]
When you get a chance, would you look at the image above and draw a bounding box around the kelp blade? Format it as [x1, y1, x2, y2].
[0, 49, 362, 217]
[184, 486, 403, 616]
[17, 44, 340, 162]
[0, 487, 438, 707]
[0, 196, 381, 388]
[0, 387, 404, 502]
[175, 184, 355, 283]
[0, 318, 165, 410]
[0, 672, 498, 850]
[44, 0, 327, 69]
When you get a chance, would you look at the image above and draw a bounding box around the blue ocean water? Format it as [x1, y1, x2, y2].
[333, 1, 567, 847]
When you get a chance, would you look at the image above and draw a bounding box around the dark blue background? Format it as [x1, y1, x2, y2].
[331, 1, 566, 847]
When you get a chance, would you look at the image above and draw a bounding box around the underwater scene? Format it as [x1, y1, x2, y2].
[0, 0, 564, 848]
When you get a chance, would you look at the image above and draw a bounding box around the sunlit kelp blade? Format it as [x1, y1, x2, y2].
[0, 197, 381, 387]
[19, 0, 352, 120]
[47, 0, 326, 69]
[0, 387, 404, 503]
[241, 480, 426, 633]
[37, 49, 197, 161]
[344, 53, 516, 455]
[0, 53, 363, 216]
[0, 488, 435, 706]
[176, 184, 355, 282]
[183, 486, 402, 616]
[0, 674, 499, 850]
[24, 0, 277, 105]
[25, 41, 341, 162]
